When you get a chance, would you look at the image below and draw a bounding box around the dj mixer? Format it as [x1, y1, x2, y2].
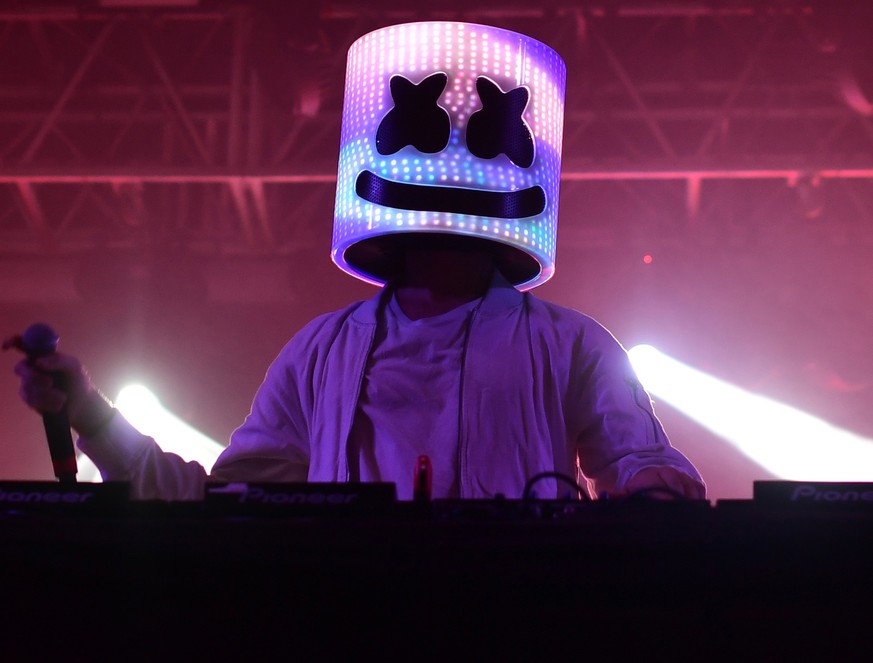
[0, 479, 870, 660]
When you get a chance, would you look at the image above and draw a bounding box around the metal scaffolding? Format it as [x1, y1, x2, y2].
[1, 1, 871, 260]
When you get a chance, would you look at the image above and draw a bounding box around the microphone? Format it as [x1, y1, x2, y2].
[21, 323, 78, 484]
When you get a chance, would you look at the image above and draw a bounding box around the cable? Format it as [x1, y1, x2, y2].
[521, 471, 591, 502]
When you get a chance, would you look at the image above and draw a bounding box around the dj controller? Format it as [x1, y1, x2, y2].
[0, 479, 870, 660]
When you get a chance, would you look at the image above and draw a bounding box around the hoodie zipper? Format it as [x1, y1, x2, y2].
[456, 302, 481, 498]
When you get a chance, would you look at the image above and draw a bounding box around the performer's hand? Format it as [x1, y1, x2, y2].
[9, 350, 101, 431]
[620, 466, 706, 500]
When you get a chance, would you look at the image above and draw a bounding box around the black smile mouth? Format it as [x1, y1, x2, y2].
[355, 170, 546, 220]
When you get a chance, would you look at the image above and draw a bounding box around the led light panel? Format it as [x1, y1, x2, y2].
[332, 21, 567, 290]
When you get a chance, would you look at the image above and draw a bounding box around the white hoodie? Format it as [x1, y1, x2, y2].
[79, 272, 703, 501]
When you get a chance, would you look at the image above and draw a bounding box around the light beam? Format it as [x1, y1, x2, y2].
[628, 344, 873, 481]
[76, 384, 225, 482]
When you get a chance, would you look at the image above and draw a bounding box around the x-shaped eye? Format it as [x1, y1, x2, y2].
[466, 77, 534, 168]
[376, 73, 451, 155]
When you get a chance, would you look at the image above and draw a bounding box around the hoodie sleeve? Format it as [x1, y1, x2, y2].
[572, 320, 705, 498]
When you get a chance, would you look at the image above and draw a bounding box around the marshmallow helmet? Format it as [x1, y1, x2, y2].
[331, 22, 566, 290]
